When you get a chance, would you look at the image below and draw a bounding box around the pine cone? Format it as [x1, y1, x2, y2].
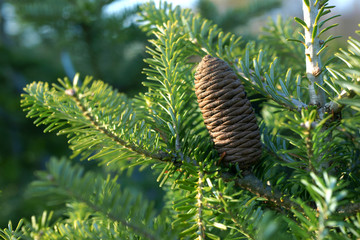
[194, 55, 261, 169]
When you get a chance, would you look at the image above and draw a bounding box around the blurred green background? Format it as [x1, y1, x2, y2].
[0, 0, 359, 226]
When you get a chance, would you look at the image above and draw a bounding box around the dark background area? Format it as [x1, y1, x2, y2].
[0, 0, 359, 226]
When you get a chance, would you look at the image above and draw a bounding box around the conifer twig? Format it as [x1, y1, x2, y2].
[325, 89, 356, 114]
[53, 176, 158, 240]
[109, 141, 360, 216]
[222, 171, 360, 215]
[302, 0, 326, 117]
[196, 171, 205, 239]
[237, 69, 307, 111]
[221, 172, 301, 213]
[67, 89, 171, 162]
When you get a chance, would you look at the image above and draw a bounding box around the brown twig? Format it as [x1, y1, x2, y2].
[338, 203, 360, 215]
[221, 172, 302, 213]
[222, 171, 360, 216]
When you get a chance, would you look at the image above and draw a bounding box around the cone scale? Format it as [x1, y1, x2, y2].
[195, 55, 262, 169]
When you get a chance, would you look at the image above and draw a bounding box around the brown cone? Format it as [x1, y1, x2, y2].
[194, 55, 262, 169]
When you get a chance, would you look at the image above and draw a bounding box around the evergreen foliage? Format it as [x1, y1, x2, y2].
[2, 1, 360, 239]
[10, 0, 148, 92]
[0, 0, 150, 225]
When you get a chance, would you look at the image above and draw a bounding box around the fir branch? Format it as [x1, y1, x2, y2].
[223, 171, 360, 216]
[323, 86, 356, 114]
[0, 219, 24, 240]
[221, 172, 301, 213]
[301, 0, 326, 116]
[131, 140, 359, 217]
[222, 207, 256, 240]
[150, 150, 304, 214]
[172, 165, 213, 239]
[81, 195, 158, 240]
[68, 88, 170, 162]
[56, 218, 128, 239]
[237, 68, 307, 111]
[206, 178, 256, 239]
[139, 1, 242, 64]
[196, 171, 206, 239]
[262, 16, 305, 72]
[21, 78, 172, 170]
[28, 157, 173, 240]
[325, 33, 360, 113]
